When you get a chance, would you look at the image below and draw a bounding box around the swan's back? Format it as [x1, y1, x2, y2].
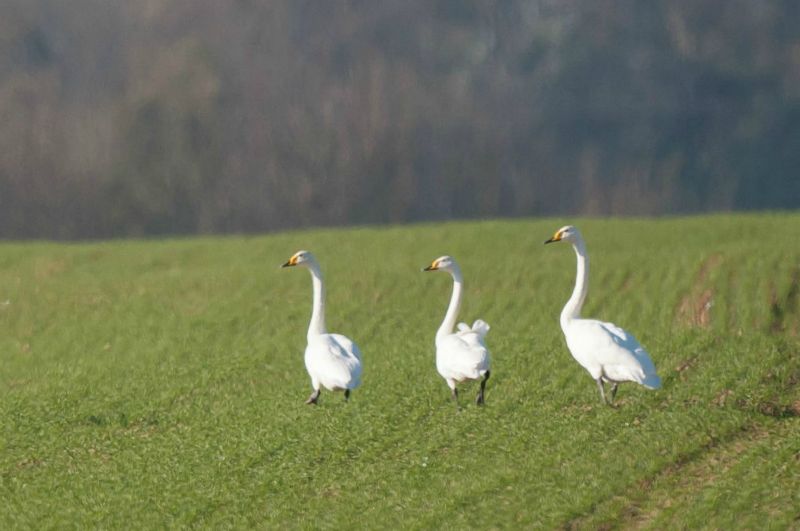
[564, 319, 661, 388]
[305, 333, 362, 391]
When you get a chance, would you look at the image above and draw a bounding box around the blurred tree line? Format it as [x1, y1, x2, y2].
[0, 0, 798, 239]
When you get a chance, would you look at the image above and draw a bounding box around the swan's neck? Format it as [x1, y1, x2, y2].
[561, 239, 588, 329]
[437, 267, 463, 341]
[307, 264, 327, 339]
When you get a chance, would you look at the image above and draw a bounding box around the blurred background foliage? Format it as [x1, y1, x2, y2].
[0, 0, 798, 239]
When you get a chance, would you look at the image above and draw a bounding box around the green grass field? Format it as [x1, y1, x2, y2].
[2, 214, 799, 528]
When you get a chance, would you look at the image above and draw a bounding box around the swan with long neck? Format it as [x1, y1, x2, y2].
[282, 250, 362, 404]
[423, 256, 491, 405]
[545, 226, 661, 404]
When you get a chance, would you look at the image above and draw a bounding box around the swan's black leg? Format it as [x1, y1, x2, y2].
[451, 387, 458, 402]
[596, 378, 608, 405]
[610, 383, 619, 403]
[344, 389, 351, 401]
[305, 389, 321, 405]
[476, 371, 490, 405]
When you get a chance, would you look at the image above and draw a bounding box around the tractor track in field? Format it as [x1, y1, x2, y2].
[675, 253, 723, 329]
[769, 266, 800, 336]
[564, 416, 798, 530]
[564, 385, 800, 531]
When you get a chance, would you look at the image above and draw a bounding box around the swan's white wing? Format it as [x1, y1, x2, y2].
[454, 319, 490, 343]
[471, 319, 490, 337]
[598, 321, 661, 388]
[566, 319, 660, 388]
[328, 333, 362, 362]
[327, 333, 363, 388]
[305, 333, 362, 391]
[436, 333, 490, 382]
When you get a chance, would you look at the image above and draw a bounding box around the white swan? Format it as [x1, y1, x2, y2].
[282, 250, 362, 405]
[545, 226, 661, 404]
[423, 256, 491, 405]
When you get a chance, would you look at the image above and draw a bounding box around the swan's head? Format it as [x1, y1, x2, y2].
[281, 250, 316, 269]
[544, 225, 581, 245]
[423, 255, 458, 273]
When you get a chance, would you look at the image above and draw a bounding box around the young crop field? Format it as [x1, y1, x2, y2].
[1, 214, 799, 528]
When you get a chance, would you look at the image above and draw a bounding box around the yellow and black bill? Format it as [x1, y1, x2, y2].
[544, 230, 563, 244]
[422, 259, 439, 271]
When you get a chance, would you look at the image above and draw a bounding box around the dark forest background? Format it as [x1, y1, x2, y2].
[1, 0, 799, 240]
